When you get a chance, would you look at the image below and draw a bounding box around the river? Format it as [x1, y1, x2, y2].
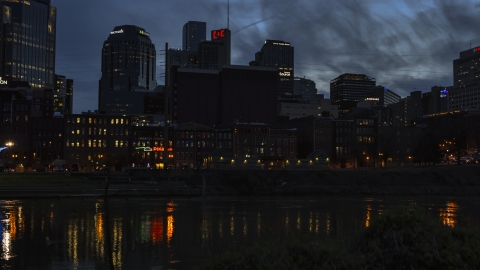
[0, 196, 479, 269]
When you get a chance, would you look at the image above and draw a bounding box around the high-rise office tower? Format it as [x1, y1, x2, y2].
[182, 21, 206, 52]
[0, 0, 56, 88]
[250, 40, 294, 96]
[98, 25, 157, 113]
[364, 86, 401, 107]
[453, 46, 480, 88]
[450, 46, 480, 111]
[330, 73, 376, 117]
[197, 28, 231, 69]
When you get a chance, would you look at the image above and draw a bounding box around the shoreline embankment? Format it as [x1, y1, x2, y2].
[193, 165, 480, 196]
[0, 165, 479, 198]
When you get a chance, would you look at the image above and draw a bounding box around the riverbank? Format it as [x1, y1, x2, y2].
[0, 165, 479, 197]
[195, 165, 480, 196]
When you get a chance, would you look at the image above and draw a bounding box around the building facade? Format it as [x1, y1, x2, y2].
[250, 40, 294, 96]
[293, 77, 316, 101]
[64, 113, 131, 171]
[54, 74, 73, 115]
[171, 65, 278, 126]
[182, 21, 206, 52]
[0, 0, 56, 88]
[98, 25, 157, 113]
[453, 46, 480, 88]
[364, 85, 400, 106]
[330, 74, 376, 117]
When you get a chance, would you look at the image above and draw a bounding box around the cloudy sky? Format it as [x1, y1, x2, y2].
[53, 0, 480, 113]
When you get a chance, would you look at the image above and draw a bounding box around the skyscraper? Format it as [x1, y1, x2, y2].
[98, 25, 157, 113]
[453, 46, 480, 88]
[0, 0, 56, 88]
[250, 40, 294, 96]
[330, 73, 376, 117]
[364, 86, 401, 107]
[197, 28, 231, 69]
[182, 21, 206, 52]
[450, 46, 480, 111]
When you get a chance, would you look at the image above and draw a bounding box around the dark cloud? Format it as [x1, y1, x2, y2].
[53, 0, 480, 113]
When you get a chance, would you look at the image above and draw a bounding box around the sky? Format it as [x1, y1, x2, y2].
[52, 0, 480, 114]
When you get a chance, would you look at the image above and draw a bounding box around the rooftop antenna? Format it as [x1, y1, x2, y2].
[227, 0, 230, 29]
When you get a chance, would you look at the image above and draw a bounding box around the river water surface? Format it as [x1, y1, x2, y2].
[0, 196, 479, 269]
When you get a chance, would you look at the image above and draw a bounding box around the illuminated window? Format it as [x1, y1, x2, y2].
[88, 140, 91, 147]
[115, 140, 119, 147]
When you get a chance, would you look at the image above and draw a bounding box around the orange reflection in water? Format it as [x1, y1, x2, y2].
[95, 212, 104, 241]
[9, 213, 16, 240]
[365, 205, 372, 228]
[439, 201, 458, 228]
[151, 218, 163, 243]
[167, 201, 176, 213]
[167, 215, 174, 242]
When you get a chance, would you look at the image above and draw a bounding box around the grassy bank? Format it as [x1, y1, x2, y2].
[200, 206, 480, 269]
[0, 172, 101, 187]
[196, 165, 480, 196]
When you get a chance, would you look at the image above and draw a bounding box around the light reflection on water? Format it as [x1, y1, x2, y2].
[440, 201, 458, 228]
[0, 197, 478, 269]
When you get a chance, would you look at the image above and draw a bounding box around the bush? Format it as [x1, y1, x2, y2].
[199, 206, 480, 269]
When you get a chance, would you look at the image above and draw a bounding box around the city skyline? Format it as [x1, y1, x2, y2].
[53, 0, 480, 113]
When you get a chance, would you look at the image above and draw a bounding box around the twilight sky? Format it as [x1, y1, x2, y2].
[53, 0, 480, 113]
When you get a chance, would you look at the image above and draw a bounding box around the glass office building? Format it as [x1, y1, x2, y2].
[98, 25, 157, 113]
[182, 21, 206, 52]
[0, 0, 56, 88]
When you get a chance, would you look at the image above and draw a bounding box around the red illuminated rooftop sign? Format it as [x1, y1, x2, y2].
[212, 29, 225, 40]
[474, 47, 480, 52]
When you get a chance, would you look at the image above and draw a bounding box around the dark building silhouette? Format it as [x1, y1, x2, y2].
[422, 86, 449, 115]
[98, 25, 157, 113]
[364, 85, 400, 107]
[0, 0, 56, 88]
[0, 89, 29, 169]
[198, 28, 231, 69]
[250, 40, 294, 96]
[293, 77, 316, 101]
[182, 21, 206, 52]
[54, 75, 73, 115]
[171, 65, 278, 126]
[330, 73, 376, 117]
